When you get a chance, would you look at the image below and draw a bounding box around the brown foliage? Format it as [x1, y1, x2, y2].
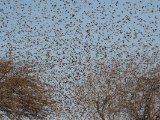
[0, 60, 13, 75]
[73, 55, 160, 120]
[0, 59, 57, 120]
[117, 72, 160, 120]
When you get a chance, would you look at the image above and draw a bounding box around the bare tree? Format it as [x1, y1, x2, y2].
[0, 59, 59, 120]
[117, 54, 160, 120]
[73, 61, 122, 120]
[72, 52, 160, 120]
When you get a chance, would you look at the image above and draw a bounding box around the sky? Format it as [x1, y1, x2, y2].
[0, 0, 160, 84]
[0, 0, 160, 58]
[0, 0, 160, 119]
[0, 0, 160, 74]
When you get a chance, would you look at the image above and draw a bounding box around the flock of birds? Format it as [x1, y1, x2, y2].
[0, 0, 160, 119]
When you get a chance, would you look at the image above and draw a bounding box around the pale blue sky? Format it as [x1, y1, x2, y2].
[0, 0, 160, 83]
[0, 0, 160, 119]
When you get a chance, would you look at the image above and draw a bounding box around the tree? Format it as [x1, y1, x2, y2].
[117, 55, 160, 120]
[73, 61, 122, 120]
[73, 52, 160, 120]
[0, 59, 58, 120]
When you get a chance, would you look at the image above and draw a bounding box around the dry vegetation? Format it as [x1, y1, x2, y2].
[0, 59, 58, 120]
[73, 54, 160, 120]
[0, 53, 159, 120]
[1, 0, 160, 119]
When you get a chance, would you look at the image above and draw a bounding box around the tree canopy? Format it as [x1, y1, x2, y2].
[0, 59, 58, 120]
